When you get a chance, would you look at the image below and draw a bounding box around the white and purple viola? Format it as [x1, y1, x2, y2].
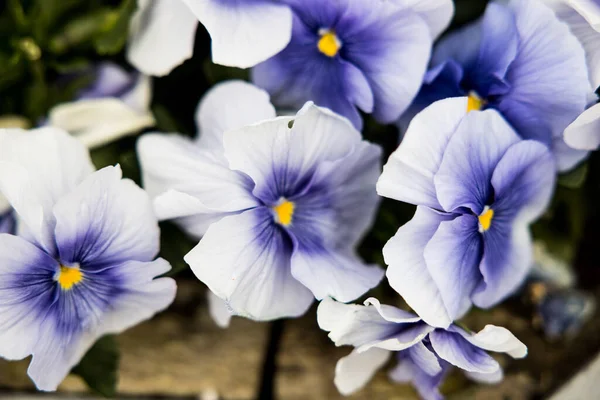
[137, 81, 384, 321]
[0, 127, 176, 391]
[318, 297, 527, 400]
[378, 97, 556, 328]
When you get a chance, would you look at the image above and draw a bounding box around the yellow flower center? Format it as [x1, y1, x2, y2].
[57, 265, 84, 290]
[272, 199, 295, 226]
[318, 30, 341, 57]
[478, 206, 494, 233]
[467, 91, 485, 112]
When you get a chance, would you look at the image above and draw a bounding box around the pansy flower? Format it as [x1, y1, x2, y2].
[127, 0, 293, 75]
[402, 0, 590, 171]
[377, 98, 556, 327]
[318, 297, 527, 400]
[251, 0, 454, 129]
[137, 81, 383, 320]
[0, 127, 176, 390]
[48, 62, 154, 149]
[542, 0, 600, 150]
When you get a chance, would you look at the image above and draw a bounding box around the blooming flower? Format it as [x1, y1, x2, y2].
[318, 297, 527, 400]
[137, 81, 383, 320]
[251, 0, 454, 129]
[377, 98, 556, 328]
[127, 0, 293, 75]
[48, 62, 154, 149]
[0, 127, 176, 391]
[542, 0, 600, 150]
[401, 0, 590, 171]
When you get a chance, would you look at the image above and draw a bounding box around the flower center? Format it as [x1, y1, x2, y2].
[318, 29, 341, 57]
[56, 264, 84, 290]
[272, 199, 295, 226]
[478, 206, 494, 233]
[467, 91, 485, 112]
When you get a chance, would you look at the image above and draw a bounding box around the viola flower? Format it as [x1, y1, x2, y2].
[318, 297, 527, 399]
[377, 98, 556, 328]
[0, 127, 176, 391]
[251, 0, 454, 129]
[542, 0, 600, 150]
[137, 82, 383, 320]
[402, 0, 590, 171]
[48, 62, 154, 149]
[127, 0, 293, 75]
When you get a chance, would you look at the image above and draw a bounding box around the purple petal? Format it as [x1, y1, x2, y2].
[389, 355, 448, 400]
[429, 329, 500, 374]
[424, 214, 483, 321]
[406, 342, 443, 376]
[434, 109, 521, 214]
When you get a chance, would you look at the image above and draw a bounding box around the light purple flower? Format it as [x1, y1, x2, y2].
[0, 127, 176, 391]
[48, 62, 154, 149]
[378, 98, 556, 328]
[137, 81, 383, 320]
[402, 0, 590, 171]
[318, 297, 527, 399]
[251, 0, 454, 129]
[127, 0, 293, 75]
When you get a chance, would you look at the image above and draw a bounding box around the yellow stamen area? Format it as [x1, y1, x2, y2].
[57, 265, 83, 290]
[273, 200, 295, 226]
[467, 91, 485, 112]
[318, 30, 341, 57]
[478, 207, 494, 233]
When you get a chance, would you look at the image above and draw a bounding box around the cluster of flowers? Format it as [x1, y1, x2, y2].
[1, 0, 599, 398]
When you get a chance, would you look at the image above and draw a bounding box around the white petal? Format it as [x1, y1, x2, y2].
[567, 0, 600, 32]
[383, 207, 454, 328]
[452, 324, 528, 359]
[465, 368, 504, 384]
[49, 98, 155, 149]
[137, 133, 258, 218]
[127, 0, 199, 76]
[195, 80, 276, 152]
[182, 0, 292, 68]
[334, 348, 391, 395]
[388, 0, 455, 38]
[185, 208, 314, 320]
[53, 165, 160, 265]
[377, 97, 468, 210]
[0, 127, 94, 253]
[564, 102, 600, 150]
[121, 73, 153, 113]
[208, 289, 232, 328]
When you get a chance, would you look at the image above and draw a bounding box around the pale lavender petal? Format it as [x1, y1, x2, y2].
[424, 214, 483, 321]
[429, 330, 500, 374]
[334, 348, 391, 395]
[383, 206, 454, 328]
[434, 109, 521, 214]
[564, 102, 600, 150]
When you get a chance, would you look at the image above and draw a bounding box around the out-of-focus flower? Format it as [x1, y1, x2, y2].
[401, 0, 590, 171]
[138, 81, 383, 320]
[536, 289, 596, 339]
[318, 297, 527, 399]
[127, 0, 293, 75]
[378, 98, 556, 328]
[48, 62, 154, 149]
[0, 127, 176, 391]
[252, 0, 454, 129]
[542, 0, 600, 150]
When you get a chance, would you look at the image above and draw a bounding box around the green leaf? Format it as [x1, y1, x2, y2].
[93, 0, 136, 55]
[72, 335, 120, 398]
[558, 162, 588, 189]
